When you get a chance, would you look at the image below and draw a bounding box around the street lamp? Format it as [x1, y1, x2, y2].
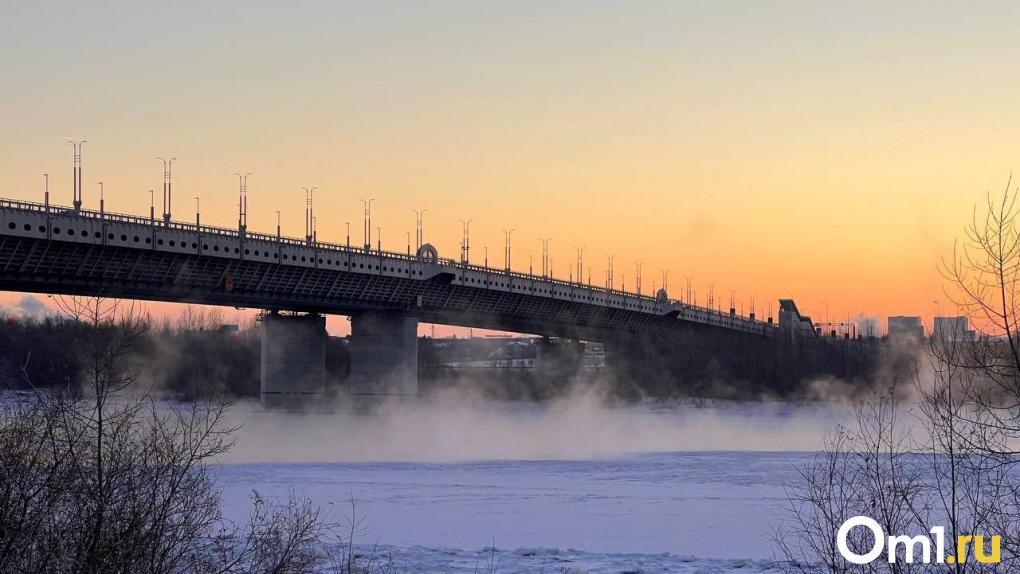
[413, 209, 427, 250]
[460, 219, 472, 264]
[302, 186, 317, 244]
[502, 228, 514, 271]
[68, 139, 86, 211]
[540, 238, 551, 277]
[575, 247, 585, 284]
[157, 156, 175, 223]
[237, 172, 251, 233]
[361, 198, 374, 250]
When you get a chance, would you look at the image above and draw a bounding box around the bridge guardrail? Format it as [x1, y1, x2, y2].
[1, 196, 776, 333]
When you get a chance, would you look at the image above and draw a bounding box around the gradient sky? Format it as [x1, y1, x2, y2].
[3, 1, 1020, 333]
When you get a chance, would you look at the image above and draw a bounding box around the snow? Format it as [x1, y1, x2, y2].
[214, 451, 810, 572]
[330, 544, 784, 573]
[212, 399, 837, 572]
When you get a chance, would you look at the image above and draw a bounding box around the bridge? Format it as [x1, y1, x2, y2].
[0, 195, 819, 400]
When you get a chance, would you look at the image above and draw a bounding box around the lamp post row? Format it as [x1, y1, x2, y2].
[40, 146, 690, 303]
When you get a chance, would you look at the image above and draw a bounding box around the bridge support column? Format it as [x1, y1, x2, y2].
[260, 313, 326, 404]
[349, 311, 419, 397]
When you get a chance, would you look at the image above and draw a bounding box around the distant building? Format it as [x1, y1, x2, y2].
[859, 316, 881, 338]
[933, 316, 975, 341]
[888, 316, 923, 341]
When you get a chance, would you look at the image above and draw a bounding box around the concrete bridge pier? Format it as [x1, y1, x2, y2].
[349, 311, 419, 397]
[260, 312, 327, 404]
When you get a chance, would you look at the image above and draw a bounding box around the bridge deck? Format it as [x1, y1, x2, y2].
[0, 197, 777, 339]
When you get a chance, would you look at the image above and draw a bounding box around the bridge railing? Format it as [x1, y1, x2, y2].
[2, 196, 775, 331]
[438, 260, 773, 330]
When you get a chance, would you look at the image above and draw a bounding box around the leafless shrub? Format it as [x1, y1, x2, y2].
[0, 296, 329, 574]
[775, 182, 1020, 573]
[772, 390, 927, 574]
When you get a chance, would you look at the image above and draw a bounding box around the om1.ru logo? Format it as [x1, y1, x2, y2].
[837, 516, 1000, 565]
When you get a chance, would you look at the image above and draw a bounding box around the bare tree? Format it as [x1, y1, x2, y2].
[775, 183, 1020, 573]
[940, 182, 1020, 443]
[0, 296, 328, 573]
[773, 389, 927, 574]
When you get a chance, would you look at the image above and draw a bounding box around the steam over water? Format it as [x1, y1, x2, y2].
[211, 392, 852, 571]
[222, 389, 847, 464]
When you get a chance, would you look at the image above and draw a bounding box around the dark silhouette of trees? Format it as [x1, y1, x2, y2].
[0, 297, 327, 573]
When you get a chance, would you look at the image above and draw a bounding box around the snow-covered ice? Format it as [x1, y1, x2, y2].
[325, 544, 784, 573]
[215, 451, 810, 572]
[213, 399, 836, 572]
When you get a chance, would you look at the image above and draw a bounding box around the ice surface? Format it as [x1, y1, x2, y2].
[214, 451, 809, 570]
[324, 544, 784, 573]
[213, 399, 833, 572]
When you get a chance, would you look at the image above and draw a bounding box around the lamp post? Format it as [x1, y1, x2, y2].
[575, 247, 585, 285]
[460, 219, 472, 264]
[68, 139, 86, 211]
[236, 172, 250, 235]
[540, 238, 551, 277]
[502, 228, 514, 272]
[157, 156, 175, 223]
[361, 198, 374, 250]
[302, 187, 317, 244]
[413, 209, 427, 250]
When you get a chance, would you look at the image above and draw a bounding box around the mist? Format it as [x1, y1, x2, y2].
[219, 338, 931, 464]
[220, 386, 851, 464]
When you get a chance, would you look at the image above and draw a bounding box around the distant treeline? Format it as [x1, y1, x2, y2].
[0, 309, 891, 402]
[0, 309, 348, 400]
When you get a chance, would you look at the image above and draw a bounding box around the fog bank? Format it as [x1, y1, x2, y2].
[221, 388, 850, 463]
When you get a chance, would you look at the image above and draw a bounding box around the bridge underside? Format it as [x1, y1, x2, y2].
[1, 235, 837, 399]
[0, 234, 707, 339]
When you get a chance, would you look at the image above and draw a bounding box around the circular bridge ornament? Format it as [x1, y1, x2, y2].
[417, 243, 439, 264]
[655, 288, 669, 303]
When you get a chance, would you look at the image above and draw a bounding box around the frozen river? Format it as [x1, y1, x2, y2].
[212, 398, 840, 572]
[216, 451, 808, 556]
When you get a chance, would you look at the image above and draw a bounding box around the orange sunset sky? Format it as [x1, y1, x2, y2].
[2, 2, 1019, 336]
